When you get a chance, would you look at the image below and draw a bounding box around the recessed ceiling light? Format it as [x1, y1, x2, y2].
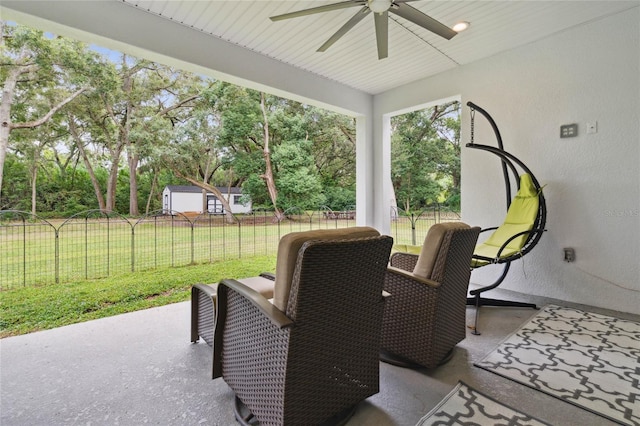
[453, 21, 470, 32]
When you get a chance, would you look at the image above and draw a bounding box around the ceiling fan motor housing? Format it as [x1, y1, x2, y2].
[368, 0, 392, 13]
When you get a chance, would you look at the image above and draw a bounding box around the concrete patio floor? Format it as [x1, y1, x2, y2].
[2, 288, 638, 426]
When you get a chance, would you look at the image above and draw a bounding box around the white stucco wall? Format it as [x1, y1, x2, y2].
[166, 191, 204, 213]
[374, 8, 640, 314]
[162, 188, 252, 215]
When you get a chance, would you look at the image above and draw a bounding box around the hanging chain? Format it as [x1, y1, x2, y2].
[470, 107, 475, 144]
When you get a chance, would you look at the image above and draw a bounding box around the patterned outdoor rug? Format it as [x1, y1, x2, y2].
[475, 304, 640, 426]
[416, 381, 551, 425]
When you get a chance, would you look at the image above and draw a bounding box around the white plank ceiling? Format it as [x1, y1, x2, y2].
[120, 1, 637, 94]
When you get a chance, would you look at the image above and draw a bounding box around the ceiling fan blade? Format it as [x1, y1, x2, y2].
[270, 1, 363, 22]
[374, 11, 388, 59]
[317, 7, 370, 52]
[390, 2, 457, 40]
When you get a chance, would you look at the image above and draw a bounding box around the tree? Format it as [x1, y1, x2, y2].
[120, 61, 201, 216]
[0, 152, 29, 210]
[391, 101, 461, 212]
[302, 106, 356, 209]
[212, 85, 357, 216]
[213, 84, 286, 220]
[158, 95, 237, 223]
[272, 139, 325, 210]
[65, 54, 201, 214]
[1, 22, 362, 217]
[0, 23, 102, 198]
[10, 122, 63, 214]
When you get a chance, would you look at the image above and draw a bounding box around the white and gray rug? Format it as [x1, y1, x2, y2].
[416, 381, 551, 426]
[475, 305, 640, 426]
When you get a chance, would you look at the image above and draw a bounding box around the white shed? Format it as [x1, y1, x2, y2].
[162, 186, 251, 215]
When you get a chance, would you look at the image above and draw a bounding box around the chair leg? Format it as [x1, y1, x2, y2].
[473, 297, 537, 309]
[380, 348, 456, 369]
[467, 294, 537, 336]
[233, 395, 357, 426]
[467, 262, 535, 335]
[233, 397, 258, 426]
[379, 349, 424, 368]
[191, 286, 201, 343]
[471, 294, 481, 336]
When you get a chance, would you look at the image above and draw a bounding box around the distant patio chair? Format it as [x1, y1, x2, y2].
[380, 222, 480, 369]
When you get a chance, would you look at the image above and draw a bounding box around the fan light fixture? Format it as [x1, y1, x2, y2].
[453, 21, 470, 32]
[368, 0, 392, 14]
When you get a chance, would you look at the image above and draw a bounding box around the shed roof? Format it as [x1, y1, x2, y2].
[165, 185, 242, 194]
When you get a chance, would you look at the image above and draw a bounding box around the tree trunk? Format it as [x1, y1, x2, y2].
[259, 93, 284, 221]
[0, 67, 19, 199]
[128, 150, 140, 216]
[105, 160, 119, 212]
[389, 176, 398, 220]
[69, 118, 106, 211]
[145, 168, 158, 215]
[172, 170, 236, 224]
[30, 154, 38, 216]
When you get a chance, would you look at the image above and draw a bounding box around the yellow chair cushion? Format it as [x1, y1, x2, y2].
[391, 244, 422, 256]
[473, 173, 539, 265]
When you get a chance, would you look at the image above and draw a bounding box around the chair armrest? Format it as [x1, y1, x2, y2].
[218, 278, 293, 329]
[390, 252, 419, 271]
[212, 279, 293, 379]
[259, 272, 276, 281]
[387, 266, 441, 289]
[192, 282, 217, 299]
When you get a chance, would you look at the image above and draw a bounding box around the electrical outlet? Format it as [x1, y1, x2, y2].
[586, 121, 598, 134]
[563, 248, 575, 262]
[560, 124, 578, 138]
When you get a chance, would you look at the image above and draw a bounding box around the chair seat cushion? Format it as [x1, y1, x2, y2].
[472, 243, 521, 267]
[472, 174, 540, 265]
[235, 276, 276, 300]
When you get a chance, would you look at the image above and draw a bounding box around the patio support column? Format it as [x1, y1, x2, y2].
[355, 115, 373, 228]
[355, 100, 390, 233]
[378, 113, 392, 235]
[362, 108, 391, 235]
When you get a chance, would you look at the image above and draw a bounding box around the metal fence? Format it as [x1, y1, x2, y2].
[390, 205, 461, 246]
[0, 206, 458, 289]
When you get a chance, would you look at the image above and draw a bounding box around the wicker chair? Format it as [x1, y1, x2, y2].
[191, 274, 276, 347]
[380, 222, 480, 369]
[212, 227, 393, 425]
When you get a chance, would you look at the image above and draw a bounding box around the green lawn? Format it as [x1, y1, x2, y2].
[0, 215, 356, 289]
[0, 212, 459, 337]
[0, 255, 276, 337]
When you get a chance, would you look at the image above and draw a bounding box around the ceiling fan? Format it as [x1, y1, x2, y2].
[270, 0, 457, 60]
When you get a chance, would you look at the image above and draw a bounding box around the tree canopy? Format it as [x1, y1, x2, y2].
[1, 21, 460, 217]
[391, 101, 461, 212]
